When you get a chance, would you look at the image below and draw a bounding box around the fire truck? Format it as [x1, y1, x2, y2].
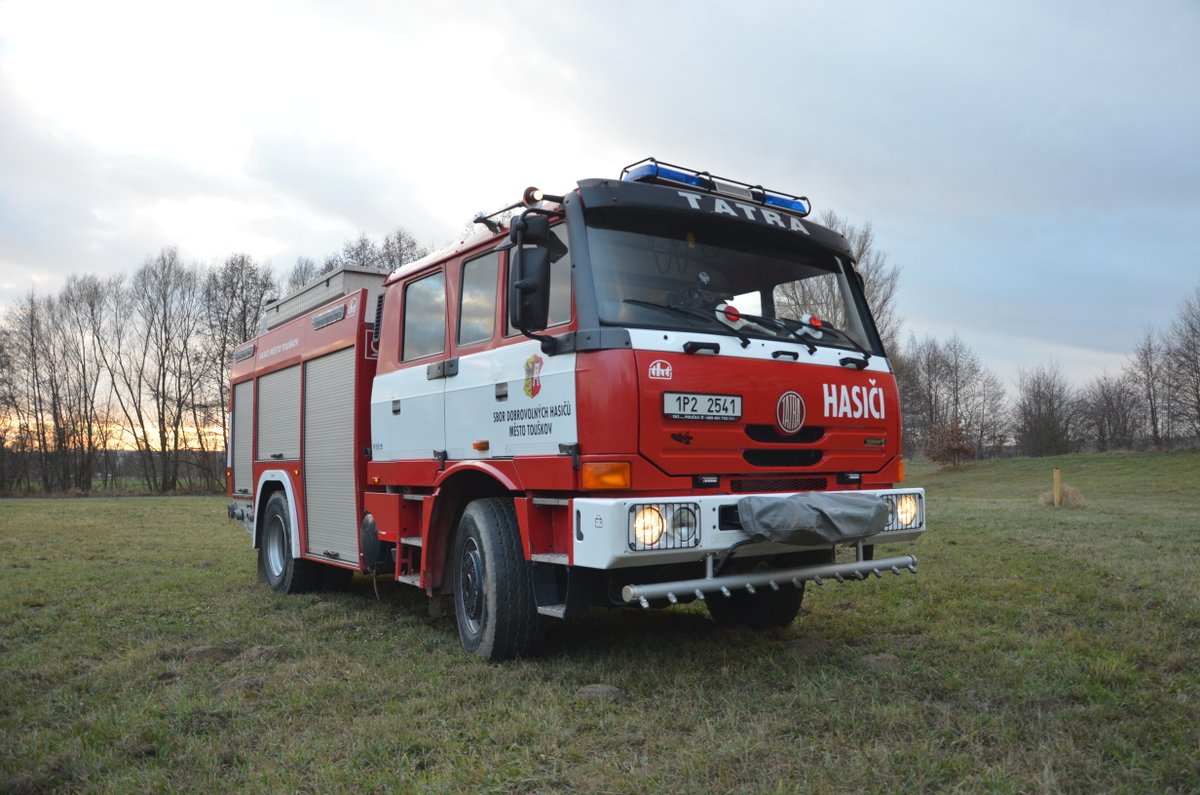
[227, 158, 927, 660]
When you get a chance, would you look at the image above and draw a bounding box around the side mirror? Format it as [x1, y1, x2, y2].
[509, 213, 551, 246]
[509, 246, 551, 331]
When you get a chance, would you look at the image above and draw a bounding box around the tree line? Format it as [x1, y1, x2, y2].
[0, 229, 427, 495]
[1, 216, 1196, 494]
[894, 283, 1200, 463]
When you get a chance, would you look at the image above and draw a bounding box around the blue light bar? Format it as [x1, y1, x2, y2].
[763, 193, 810, 216]
[623, 161, 713, 190]
[620, 157, 810, 217]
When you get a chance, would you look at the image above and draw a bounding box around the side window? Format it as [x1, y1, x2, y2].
[458, 252, 499, 347]
[402, 272, 446, 360]
[507, 224, 572, 336]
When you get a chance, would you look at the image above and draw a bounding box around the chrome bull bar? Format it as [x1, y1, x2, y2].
[621, 554, 918, 608]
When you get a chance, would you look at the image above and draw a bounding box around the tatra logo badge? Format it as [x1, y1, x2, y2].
[776, 391, 806, 436]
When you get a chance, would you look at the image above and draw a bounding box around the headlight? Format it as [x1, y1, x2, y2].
[895, 494, 919, 526]
[628, 503, 701, 551]
[632, 506, 666, 547]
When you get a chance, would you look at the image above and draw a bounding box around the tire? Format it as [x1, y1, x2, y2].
[452, 498, 541, 660]
[705, 557, 808, 629]
[259, 491, 321, 594]
[706, 583, 804, 629]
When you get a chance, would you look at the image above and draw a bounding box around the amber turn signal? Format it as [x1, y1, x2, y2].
[581, 461, 631, 490]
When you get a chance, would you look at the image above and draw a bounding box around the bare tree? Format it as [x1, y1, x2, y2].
[284, 256, 318, 293]
[1081, 372, 1141, 451]
[1125, 329, 1166, 447]
[340, 232, 382, 270]
[895, 333, 1008, 460]
[1014, 362, 1081, 456]
[1168, 281, 1200, 438]
[194, 254, 276, 490]
[94, 248, 207, 492]
[54, 275, 115, 490]
[380, 226, 429, 270]
[817, 209, 903, 353]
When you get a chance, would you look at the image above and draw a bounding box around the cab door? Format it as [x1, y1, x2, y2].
[371, 269, 447, 461]
[444, 250, 501, 460]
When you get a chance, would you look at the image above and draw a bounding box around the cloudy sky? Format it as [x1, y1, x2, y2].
[2, 0, 1197, 389]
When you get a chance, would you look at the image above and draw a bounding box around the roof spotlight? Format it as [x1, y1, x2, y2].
[523, 186, 563, 206]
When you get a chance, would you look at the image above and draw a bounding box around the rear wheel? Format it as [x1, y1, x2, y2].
[452, 498, 541, 660]
[260, 491, 321, 594]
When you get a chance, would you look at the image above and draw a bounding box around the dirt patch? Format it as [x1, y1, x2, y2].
[215, 675, 264, 695]
[182, 644, 241, 663]
[786, 638, 832, 659]
[233, 645, 288, 664]
[573, 684, 629, 703]
[859, 653, 901, 671]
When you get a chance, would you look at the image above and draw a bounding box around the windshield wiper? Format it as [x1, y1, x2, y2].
[623, 299, 750, 347]
[734, 311, 873, 365]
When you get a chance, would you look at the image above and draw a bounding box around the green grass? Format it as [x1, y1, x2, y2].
[2, 452, 1199, 793]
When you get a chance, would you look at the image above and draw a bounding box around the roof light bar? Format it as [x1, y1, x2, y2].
[620, 157, 810, 217]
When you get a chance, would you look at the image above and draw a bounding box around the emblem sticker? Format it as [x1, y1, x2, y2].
[648, 359, 672, 380]
[524, 354, 543, 398]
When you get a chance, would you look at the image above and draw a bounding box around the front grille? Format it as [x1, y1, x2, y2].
[743, 450, 822, 467]
[745, 425, 824, 444]
[731, 477, 826, 493]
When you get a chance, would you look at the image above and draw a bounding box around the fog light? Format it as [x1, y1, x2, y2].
[896, 494, 919, 526]
[632, 506, 666, 547]
[671, 505, 699, 543]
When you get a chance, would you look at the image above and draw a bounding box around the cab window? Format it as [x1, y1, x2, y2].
[403, 272, 446, 360]
[458, 252, 499, 347]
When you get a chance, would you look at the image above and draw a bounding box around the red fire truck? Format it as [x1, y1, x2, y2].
[228, 158, 927, 659]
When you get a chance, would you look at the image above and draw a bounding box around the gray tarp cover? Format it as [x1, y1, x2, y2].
[736, 492, 889, 546]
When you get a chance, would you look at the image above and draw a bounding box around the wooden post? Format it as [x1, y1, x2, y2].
[1053, 467, 1062, 507]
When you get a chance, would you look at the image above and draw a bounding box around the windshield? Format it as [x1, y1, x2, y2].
[585, 212, 880, 354]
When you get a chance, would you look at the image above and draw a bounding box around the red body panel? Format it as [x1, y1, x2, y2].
[229, 289, 377, 570]
[632, 351, 899, 479]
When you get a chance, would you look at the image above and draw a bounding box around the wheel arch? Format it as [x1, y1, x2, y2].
[425, 466, 514, 594]
[254, 469, 302, 559]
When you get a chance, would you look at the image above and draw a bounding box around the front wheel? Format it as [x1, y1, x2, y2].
[452, 498, 541, 660]
[706, 583, 804, 629]
[705, 556, 817, 629]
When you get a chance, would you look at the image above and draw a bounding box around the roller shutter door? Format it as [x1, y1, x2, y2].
[257, 365, 301, 460]
[232, 380, 254, 494]
[303, 347, 358, 563]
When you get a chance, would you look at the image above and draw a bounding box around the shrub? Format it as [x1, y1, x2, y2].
[1038, 484, 1085, 508]
[926, 421, 978, 468]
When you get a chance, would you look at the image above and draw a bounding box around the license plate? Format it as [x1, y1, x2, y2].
[663, 392, 742, 421]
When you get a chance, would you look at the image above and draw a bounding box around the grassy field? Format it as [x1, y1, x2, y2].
[2, 451, 1198, 793]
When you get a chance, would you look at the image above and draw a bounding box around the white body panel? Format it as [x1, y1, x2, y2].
[372, 339, 578, 461]
[458, 340, 577, 459]
[572, 488, 925, 570]
[371, 361, 445, 461]
[624, 328, 893, 373]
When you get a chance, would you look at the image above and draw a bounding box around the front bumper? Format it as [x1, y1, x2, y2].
[572, 488, 924, 570]
[620, 553, 918, 607]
